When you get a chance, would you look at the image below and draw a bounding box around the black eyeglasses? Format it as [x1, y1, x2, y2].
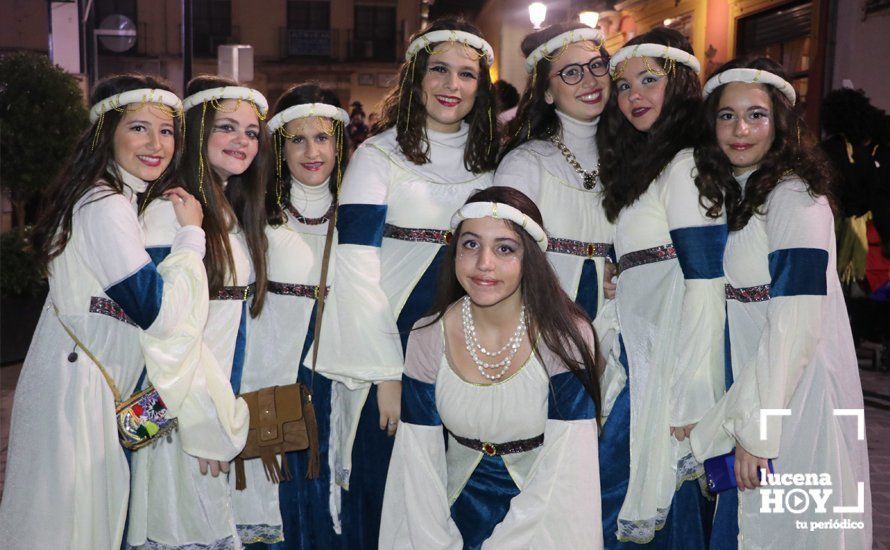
[552, 56, 609, 85]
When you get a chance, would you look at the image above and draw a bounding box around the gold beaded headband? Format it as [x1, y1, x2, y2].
[703, 68, 796, 105]
[524, 27, 605, 74]
[609, 43, 701, 79]
[451, 201, 548, 251]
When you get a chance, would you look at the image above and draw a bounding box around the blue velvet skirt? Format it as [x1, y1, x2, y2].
[599, 338, 715, 549]
[450, 454, 521, 550]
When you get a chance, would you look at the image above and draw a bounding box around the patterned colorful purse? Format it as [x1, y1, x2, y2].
[54, 305, 178, 450]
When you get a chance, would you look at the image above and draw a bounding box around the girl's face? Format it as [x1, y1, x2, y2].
[206, 99, 260, 181]
[284, 116, 336, 187]
[112, 104, 175, 181]
[545, 41, 610, 122]
[715, 82, 775, 176]
[421, 43, 481, 133]
[615, 56, 669, 132]
[455, 216, 524, 308]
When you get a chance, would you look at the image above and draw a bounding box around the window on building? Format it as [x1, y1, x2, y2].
[286, 0, 331, 57]
[193, 0, 232, 57]
[736, 1, 813, 111]
[353, 5, 396, 61]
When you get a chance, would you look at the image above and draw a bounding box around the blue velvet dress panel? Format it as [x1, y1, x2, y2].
[575, 259, 600, 320]
[450, 455, 521, 550]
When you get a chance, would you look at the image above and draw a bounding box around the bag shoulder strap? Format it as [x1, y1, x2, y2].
[308, 205, 337, 393]
[53, 304, 123, 402]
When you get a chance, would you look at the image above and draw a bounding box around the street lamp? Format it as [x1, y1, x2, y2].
[579, 11, 599, 28]
[529, 2, 547, 30]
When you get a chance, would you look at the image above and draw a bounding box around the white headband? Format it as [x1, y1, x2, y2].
[525, 27, 606, 74]
[451, 202, 548, 251]
[609, 43, 701, 76]
[405, 29, 495, 66]
[182, 86, 269, 117]
[89, 88, 182, 123]
[267, 103, 350, 133]
[703, 68, 796, 105]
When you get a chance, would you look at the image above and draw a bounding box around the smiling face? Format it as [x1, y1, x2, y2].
[615, 56, 669, 132]
[112, 104, 176, 181]
[715, 82, 775, 175]
[545, 41, 610, 121]
[455, 216, 524, 308]
[421, 43, 482, 133]
[206, 99, 260, 180]
[284, 116, 336, 187]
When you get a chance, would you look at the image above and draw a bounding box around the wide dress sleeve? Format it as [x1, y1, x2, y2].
[379, 321, 463, 549]
[493, 146, 545, 204]
[327, 144, 404, 385]
[692, 181, 831, 460]
[661, 159, 728, 427]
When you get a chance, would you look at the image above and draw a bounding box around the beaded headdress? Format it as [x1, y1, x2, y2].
[88, 88, 183, 151]
[182, 86, 268, 204]
[703, 68, 796, 105]
[451, 201, 548, 251]
[524, 27, 605, 75]
[266, 102, 349, 207]
[609, 43, 701, 79]
[398, 28, 496, 152]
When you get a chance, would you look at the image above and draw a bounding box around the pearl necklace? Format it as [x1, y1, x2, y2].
[461, 296, 526, 381]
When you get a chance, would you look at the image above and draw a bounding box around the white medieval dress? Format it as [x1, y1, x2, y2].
[603, 149, 726, 547]
[379, 314, 603, 549]
[312, 123, 493, 546]
[128, 189, 252, 549]
[494, 109, 615, 320]
[0, 166, 224, 549]
[230, 176, 342, 548]
[690, 173, 873, 549]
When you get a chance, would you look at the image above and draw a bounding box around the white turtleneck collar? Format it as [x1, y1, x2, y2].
[425, 121, 470, 150]
[289, 175, 333, 218]
[553, 109, 600, 169]
[108, 162, 148, 203]
[734, 167, 757, 192]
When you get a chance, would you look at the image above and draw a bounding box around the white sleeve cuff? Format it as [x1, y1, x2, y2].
[172, 225, 206, 258]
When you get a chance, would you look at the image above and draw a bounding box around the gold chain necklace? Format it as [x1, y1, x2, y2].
[549, 133, 600, 190]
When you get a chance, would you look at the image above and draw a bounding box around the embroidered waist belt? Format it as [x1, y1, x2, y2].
[725, 283, 770, 303]
[547, 237, 611, 259]
[89, 296, 136, 327]
[449, 431, 544, 457]
[383, 223, 453, 245]
[617, 243, 677, 273]
[213, 283, 256, 301]
[268, 281, 329, 299]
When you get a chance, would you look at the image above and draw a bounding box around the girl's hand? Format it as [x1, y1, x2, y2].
[164, 187, 203, 228]
[669, 423, 696, 442]
[603, 261, 618, 300]
[377, 380, 402, 437]
[197, 457, 230, 477]
[735, 443, 769, 491]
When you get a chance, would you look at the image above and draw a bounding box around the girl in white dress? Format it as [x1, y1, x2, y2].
[380, 186, 603, 549]
[312, 17, 499, 546]
[230, 84, 349, 548]
[128, 76, 269, 549]
[496, 22, 614, 320]
[596, 28, 727, 547]
[0, 75, 208, 549]
[689, 57, 872, 549]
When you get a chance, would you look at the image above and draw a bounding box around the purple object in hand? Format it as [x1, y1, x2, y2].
[704, 449, 775, 493]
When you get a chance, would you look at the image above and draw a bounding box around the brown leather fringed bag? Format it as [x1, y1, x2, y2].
[234, 207, 336, 491]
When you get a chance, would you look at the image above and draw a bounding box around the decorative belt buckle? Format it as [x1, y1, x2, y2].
[586, 243, 595, 259]
[481, 442, 497, 456]
[444, 230, 453, 245]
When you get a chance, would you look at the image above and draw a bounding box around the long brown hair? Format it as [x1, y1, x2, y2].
[694, 57, 833, 230]
[502, 22, 609, 159]
[597, 28, 722, 222]
[172, 75, 270, 315]
[372, 17, 499, 173]
[424, 186, 601, 423]
[266, 83, 349, 226]
[32, 74, 180, 270]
